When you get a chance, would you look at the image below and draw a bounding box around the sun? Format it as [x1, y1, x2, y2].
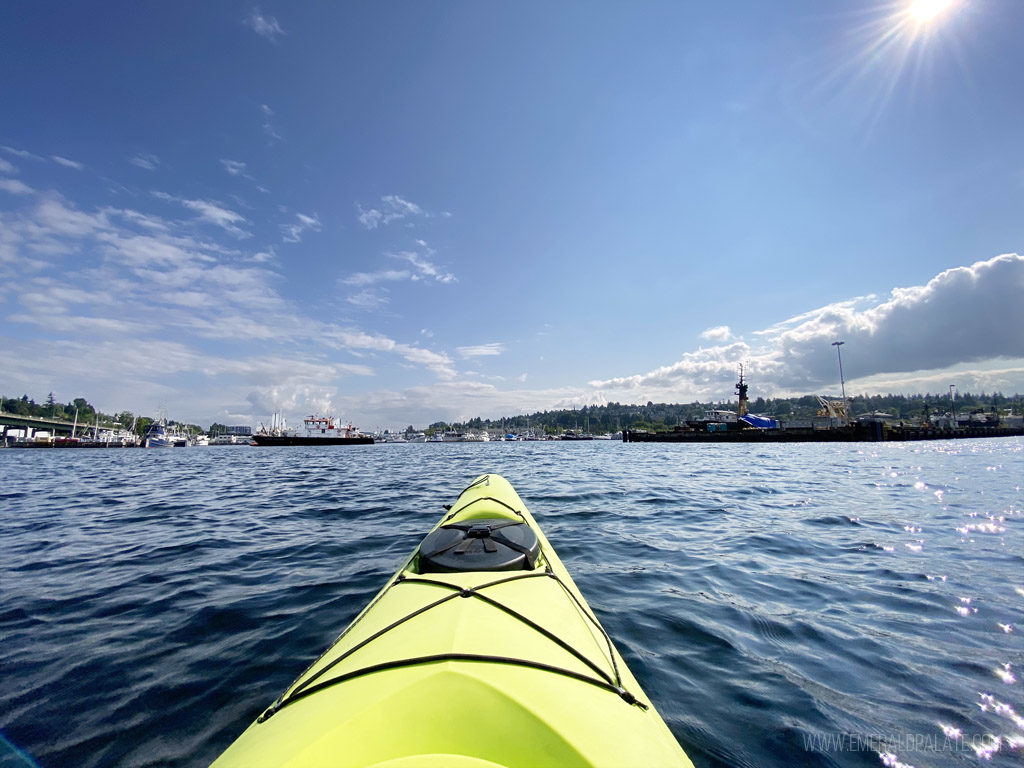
[908, 0, 956, 23]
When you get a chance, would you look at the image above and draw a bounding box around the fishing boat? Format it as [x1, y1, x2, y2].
[251, 415, 374, 446]
[143, 420, 187, 448]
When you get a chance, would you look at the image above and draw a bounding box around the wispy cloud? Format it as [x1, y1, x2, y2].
[152, 191, 250, 238]
[282, 212, 321, 243]
[347, 290, 390, 310]
[129, 153, 160, 171]
[357, 195, 426, 229]
[2, 146, 44, 161]
[245, 9, 285, 42]
[220, 159, 252, 179]
[0, 178, 34, 195]
[342, 268, 412, 287]
[398, 250, 456, 283]
[110, 208, 170, 232]
[322, 327, 456, 379]
[51, 155, 84, 171]
[1, 181, 464, 423]
[261, 104, 282, 141]
[34, 195, 109, 238]
[0, 157, 15, 174]
[458, 343, 506, 358]
[251, 247, 276, 264]
[341, 247, 456, 287]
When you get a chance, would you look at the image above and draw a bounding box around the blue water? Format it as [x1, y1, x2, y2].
[1, 440, 1022, 767]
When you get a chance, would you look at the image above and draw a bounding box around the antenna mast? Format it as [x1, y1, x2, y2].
[736, 364, 749, 419]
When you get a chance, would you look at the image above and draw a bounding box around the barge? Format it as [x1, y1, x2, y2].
[623, 423, 1024, 443]
[623, 368, 1024, 443]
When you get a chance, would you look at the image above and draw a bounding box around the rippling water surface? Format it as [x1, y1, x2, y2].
[2, 440, 1022, 767]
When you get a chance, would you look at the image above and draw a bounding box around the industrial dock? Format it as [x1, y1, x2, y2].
[623, 367, 1024, 444]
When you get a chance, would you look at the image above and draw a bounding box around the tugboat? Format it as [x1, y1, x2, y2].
[251, 415, 374, 446]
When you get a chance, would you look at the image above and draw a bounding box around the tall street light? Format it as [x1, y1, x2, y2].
[832, 341, 847, 402]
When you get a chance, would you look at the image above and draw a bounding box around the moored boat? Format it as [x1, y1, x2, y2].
[143, 420, 187, 448]
[252, 415, 374, 446]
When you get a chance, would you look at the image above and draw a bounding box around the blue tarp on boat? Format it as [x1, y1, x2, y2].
[741, 414, 779, 429]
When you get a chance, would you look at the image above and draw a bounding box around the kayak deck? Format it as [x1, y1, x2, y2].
[213, 474, 692, 768]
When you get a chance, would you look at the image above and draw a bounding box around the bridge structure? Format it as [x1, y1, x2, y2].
[0, 411, 115, 438]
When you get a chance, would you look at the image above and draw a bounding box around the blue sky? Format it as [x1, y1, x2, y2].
[1, 1, 1022, 429]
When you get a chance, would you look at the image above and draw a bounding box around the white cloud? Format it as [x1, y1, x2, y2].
[261, 104, 282, 140]
[357, 195, 425, 229]
[700, 325, 732, 342]
[0, 178, 34, 195]
[321, 327, 456, 379]
[152, 191, 250, 238]
[220, 159, 250, 177]
[397, 250, 456, 283]
[589, 253, 1024, 402]
[129, 153, 160, 171]
[51, 155, 84, 171]
[34, 195, 110, 237]
[589, 341, 753, 397]
[398, 347, 457, 379]
[0, 158, 17, 174]
[342, 268, 411, 287]
[341, 247, 456, 289]
[844, 362, 1024, 398]
[0, 181, 473, 426]
[347, 290, 390, 309]
[7, 311, 149, 335]
[282, 212, 321, 243]
[245, 9, 285, 41]
[458, 343, 506, 358]
[2, 146, 43, 161]
[9, 152, 1019, 429]
[109, 208, 170, 232]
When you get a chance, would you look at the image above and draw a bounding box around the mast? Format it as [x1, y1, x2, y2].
[735, 364, 749, 419]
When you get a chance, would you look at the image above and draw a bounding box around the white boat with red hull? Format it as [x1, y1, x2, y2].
[251, 415, 374, 446]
